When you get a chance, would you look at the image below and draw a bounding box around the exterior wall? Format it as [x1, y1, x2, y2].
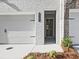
[64, 0, 69, 36]
[0, 0, 64, 45]
[76, 0, 79, 8]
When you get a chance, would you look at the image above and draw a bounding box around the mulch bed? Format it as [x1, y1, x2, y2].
[23, 45, 79, 59]
[23, 52, 79, 59]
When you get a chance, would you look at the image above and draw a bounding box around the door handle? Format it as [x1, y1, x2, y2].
[4, 29, 7, 33]
[30, 36, 36, 38]
[46, 25, 49, 30]
[66, 18, 75, 20]
[30, 20, 35, 21]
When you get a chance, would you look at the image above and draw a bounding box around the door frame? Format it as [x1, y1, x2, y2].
[44, 10, 56, 44]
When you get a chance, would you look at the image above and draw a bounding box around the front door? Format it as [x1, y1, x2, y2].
[44, 11, 56, 44]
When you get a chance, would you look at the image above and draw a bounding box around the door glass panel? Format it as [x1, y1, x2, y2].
[44, 11, 56, 44]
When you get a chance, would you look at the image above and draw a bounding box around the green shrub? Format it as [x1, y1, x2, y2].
[62, 36, 72, 48]
[49, 50, 57, 58]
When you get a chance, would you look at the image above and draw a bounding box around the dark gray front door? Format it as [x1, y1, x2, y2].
[44, 11, 56, 44]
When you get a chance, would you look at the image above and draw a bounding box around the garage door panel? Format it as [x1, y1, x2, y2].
[69, 13, 79, 44]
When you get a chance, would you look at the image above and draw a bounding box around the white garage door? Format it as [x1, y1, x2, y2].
[69, 9, 79, 44]
[0, 13, 36, 44]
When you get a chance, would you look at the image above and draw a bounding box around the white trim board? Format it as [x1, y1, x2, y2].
[0, 12, 35, 15]
[69, 9, 79, 13]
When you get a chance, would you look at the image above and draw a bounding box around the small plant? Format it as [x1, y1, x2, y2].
[49, 50, 57, 58]
[26, 55, 35, 59]
[62, 36, 72, 48]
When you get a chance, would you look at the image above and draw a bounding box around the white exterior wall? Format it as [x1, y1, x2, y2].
[0, 0, 64, 45]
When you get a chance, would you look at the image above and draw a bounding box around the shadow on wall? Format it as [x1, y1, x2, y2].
[0, 0, 21, 11]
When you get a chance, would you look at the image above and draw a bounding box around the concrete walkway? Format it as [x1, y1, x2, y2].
[0, 44, 63, 59]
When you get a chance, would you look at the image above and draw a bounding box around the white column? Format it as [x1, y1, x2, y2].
[60, 0, 64, 44]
